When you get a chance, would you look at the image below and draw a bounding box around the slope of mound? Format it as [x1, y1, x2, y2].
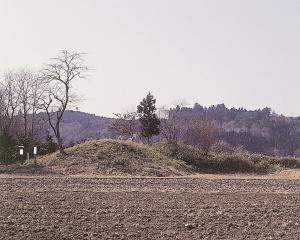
[39, 140, 193, 176]
[277, 169, 300, 178]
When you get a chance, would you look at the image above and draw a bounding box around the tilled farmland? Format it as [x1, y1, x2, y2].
[0, 175, 299, 240]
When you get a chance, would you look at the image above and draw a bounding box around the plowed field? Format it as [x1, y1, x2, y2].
[0, 175, 299, 239]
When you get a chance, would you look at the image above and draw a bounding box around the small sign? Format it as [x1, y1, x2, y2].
[34, 147, 37, 155]
[20, 149, 24, 156]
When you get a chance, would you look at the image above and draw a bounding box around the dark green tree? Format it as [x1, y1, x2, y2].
[45, 133, 59, 154]
[38, 132, 58, 155]
[137, 92, 160, 144]
[0, 134, 17, 163]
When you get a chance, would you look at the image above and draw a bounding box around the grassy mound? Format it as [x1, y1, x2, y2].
[39, 140, 193, 176]
[7, 140, 300, 177]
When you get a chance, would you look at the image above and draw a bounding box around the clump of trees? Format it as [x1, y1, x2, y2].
[37, 133, 58, 156]
[0, 69, 46, 163]
[110, 93, 220, 156]
[0, 50, 86, 163]
[159, 106, 182, 146]
[109, 112, 139, 140]
[185, 119, 219, 155]
[0, 135, 17, 163]
[111, 93, 161, 144]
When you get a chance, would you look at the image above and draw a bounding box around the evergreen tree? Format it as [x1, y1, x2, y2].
[38, 132, 58, 155]
[137, 92, 160, 144]
[0, 134, 17, 163]
[45, 133, 58, 154]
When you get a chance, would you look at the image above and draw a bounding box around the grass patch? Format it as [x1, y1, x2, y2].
[38, 139, 193, 176]
[153, 142, 300, 174]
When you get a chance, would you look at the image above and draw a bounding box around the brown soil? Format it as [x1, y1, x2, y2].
[0, 175, 299, 240]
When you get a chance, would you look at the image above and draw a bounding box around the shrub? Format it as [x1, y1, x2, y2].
[154, 142, 272, 173]
[0, 135, 18, 164]
[276, 157, 300, 168]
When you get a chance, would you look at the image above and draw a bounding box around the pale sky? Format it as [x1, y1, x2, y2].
[0, 0, 299, 117]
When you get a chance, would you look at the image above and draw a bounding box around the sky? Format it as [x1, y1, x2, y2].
[0, 0, 299, 117]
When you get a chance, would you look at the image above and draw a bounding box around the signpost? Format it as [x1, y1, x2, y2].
[18, 145, 38, 164]
[33, 147, 37, 165]
[19, 145, 24, 164]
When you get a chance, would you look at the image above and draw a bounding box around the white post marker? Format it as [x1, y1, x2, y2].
[19, 145, 24, 164]
[33, 147, 37, 165]
[34, 147, 37, 155]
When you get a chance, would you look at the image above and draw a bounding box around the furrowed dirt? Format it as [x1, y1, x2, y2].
[0, 176, 299, 239]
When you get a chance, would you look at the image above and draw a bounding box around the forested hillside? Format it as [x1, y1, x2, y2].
[174, 104, 300, 156]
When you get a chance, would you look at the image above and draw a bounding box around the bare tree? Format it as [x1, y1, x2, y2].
[159, 106, 182, 145]
[0, 84, 6, 134]
[185, 119, 219, 155]
[0, 71, 22, 136]
[41, 50, 87, 154]
[28, 74, 48, 140]
[109, 112, 139, 140]
[15, 70, 37, 138]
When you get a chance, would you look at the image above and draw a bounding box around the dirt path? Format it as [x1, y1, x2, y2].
[0, 176, 299, 239]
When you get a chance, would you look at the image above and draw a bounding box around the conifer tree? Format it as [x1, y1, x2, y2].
[137, 92, 160, 144]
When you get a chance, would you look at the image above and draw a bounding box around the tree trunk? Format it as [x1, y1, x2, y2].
[24, 110, 27, 137]
[56, 123, 65, 155]
[57, 134, 65, 155]
[31, 108, 35, 138]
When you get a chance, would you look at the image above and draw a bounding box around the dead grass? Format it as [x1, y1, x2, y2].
[0, 164, 58, 175]
[277, 169, 300, 178]
[153, 142, 300, 174]
[3, 140, 300, 177]
[38, 140, 193, 176]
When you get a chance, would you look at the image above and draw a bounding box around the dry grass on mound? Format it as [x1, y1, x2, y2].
[153, 143, 300, 174]
[39, 140, 193, 176]
[277, 169, 300, 178]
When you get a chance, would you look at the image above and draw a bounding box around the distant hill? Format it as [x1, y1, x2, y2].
[44, 111, 114, 145]
[174, 103, 300, 156]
